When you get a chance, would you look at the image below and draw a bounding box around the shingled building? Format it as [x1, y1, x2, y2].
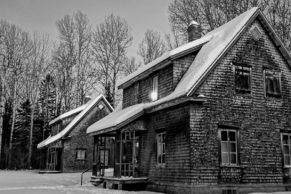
[38, 95, 113, 173]
[87, 8, 291, 193]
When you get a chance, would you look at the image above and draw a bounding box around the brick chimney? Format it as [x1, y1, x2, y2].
[187, 21, 202, 42]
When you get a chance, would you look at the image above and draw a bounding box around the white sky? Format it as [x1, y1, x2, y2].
[0, 0, 171, 62]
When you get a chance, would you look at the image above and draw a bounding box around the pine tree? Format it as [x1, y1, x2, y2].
[38, 74, 57, 139]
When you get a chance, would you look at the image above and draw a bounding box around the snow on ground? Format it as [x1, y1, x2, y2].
[1, 170, 291, 194]
[0, 170, 162, 194]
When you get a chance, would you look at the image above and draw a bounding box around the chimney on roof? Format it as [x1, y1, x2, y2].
[84, 96, 91, 104]
[187, 21, 202, 42]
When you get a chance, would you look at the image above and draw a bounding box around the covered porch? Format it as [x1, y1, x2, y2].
[90, 117, 148, 189]
[39, 142, 63, 173]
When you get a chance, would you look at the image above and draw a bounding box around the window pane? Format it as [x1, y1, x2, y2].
[235, 66, 250, 91]
[273, 77, 281, 95]
[284, 145, 290, 155]
[222, 153, 229, 164]
[221, 131, 228, 141]
[221, 142, 228, 152]
[230, 153, 237, 164]
[230, 143, 236, 152]
[285, 156, 291, 166]
[283, 135, 289, 144]
[229, 131, 236, 141]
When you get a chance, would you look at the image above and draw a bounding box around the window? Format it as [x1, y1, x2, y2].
[234, 65, 251, 93]
[76, 149, 86, 160]
[220, 130, 238, 166]
[150, 75, 158, 101]
[157, 132, 166, 165]
[282, 134, 291, 167]
[265, 70, 281, 97]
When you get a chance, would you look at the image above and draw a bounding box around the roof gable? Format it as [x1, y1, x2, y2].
[182, 8, 291, 96]
[37, 95, 113, 149]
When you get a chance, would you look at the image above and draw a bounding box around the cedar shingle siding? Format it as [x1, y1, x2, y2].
[119, 19, 291, 193]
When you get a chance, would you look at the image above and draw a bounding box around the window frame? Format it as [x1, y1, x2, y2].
[264, 69, 282, 98]
[281, 133, 291, 168]
[234, 64, 252, 94]
[76, 148, 87, 161]
[156, 131, 166, 166]
[150, 75, 158, 101]
[219, 129, 238, 166]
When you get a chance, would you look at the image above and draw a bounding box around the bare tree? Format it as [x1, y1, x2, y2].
[52, 11, 95, 114]
[0, 22, 33, 168]
[73, 11, 95, 106]
[138, 29, 167, 64]
[122, 57, 141, 76]
[168, 0, 269, 46]
[265, 0, 291, 51]
[92, 14, 132, 106]
[23, 33, 50, 168]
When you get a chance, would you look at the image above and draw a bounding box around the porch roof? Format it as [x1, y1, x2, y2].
[87, 92, 205, 135]
[87, 103, 145, 135]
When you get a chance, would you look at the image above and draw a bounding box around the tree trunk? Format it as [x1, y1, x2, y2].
[8, 81, 17, 169]
[0, 79, 4, 167]
[28, 102, 35, 169]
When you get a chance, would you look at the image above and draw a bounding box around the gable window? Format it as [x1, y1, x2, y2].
[220, 130, 238, 166]
[282, 134, 291, 167]
[76, 148, 86, 160]
[157, 132, 166, 165]
[234, 65, 251, 93]
[150, 75, 158, 101]
[264, 70, 281, 97]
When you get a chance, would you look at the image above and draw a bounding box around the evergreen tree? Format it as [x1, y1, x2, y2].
[38, 74, 57, 139]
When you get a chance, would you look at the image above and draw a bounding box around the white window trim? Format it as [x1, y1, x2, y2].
[233, 64, 252, 94]
[264, 69, 282, 98]
[219, 129, 238, 166]
[281, 133, 291, 168]
[157, 131, 166, 166]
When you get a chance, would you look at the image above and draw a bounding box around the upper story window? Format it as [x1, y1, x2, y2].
[150, 75, 158, 101]
[220, 129, 238, 166]
[282, 133, 291, 167]
[264, 70, 281, 97]
[234, 65, 251, 93]
[157, 131, 166, 166]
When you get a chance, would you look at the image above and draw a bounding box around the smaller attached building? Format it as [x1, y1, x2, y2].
[37, 95, 113, 172]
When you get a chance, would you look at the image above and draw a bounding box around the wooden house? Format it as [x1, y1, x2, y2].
[87, 8, 291, 193]
[37, 95, 113, 173]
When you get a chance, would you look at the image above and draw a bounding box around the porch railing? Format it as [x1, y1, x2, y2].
[116, 163, 135, 177]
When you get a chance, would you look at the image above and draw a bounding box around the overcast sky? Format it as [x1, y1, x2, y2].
[0, 0, 171, 61]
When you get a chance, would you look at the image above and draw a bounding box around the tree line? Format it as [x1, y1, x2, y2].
[1, 0, 291, 169]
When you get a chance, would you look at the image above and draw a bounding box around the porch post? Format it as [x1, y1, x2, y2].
[103, 136, 106, 176]
[132, 130, 136, 177]
[46, 147, 49, 170]
[119, 132, 122, 177]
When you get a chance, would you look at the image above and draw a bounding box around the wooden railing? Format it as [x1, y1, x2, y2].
[116, 163, 135, 177]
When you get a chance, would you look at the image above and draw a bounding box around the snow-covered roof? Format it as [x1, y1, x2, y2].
[118, 35, 211, 89]
[87, 7, 291, 135]
[177, 7, 259, 96]
[49, 104, 87, 126]
[37, 95, 113, 149]
[87, 103, 145, 135]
